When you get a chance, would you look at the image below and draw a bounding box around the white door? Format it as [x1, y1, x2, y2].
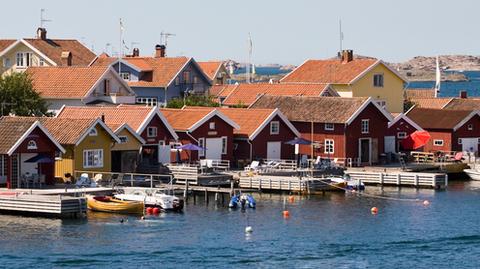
[158, 145, 171, 164]
[206, 138, 222, 160]
[384, 136, 396, 153]
[267, 142, 281, 160]
[461, 138, 478, 153]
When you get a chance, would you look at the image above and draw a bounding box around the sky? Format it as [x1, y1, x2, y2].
[1, 0, 479, 65]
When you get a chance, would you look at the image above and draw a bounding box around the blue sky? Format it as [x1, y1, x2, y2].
[1, 0, 479, 65]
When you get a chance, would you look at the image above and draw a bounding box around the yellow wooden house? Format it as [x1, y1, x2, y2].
[280, 50, 407, 113]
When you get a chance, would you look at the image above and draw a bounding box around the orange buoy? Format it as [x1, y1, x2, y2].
[146, 207, 153, 214]
[152, 207, 160, 214]
[423, 200, 430, 206]
[371, 207, 378, 214]
[288, 196, 295, 203]
[283, 210, 290, 218]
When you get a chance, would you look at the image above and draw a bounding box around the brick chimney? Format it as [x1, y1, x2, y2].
[460, 90, 468, 99]
[341, 49, 353, 63]
[61, 51, 72, 66]
[132, 48, 140, 57]
[36, 27, 47, 40]
[155, 45, 166, 58]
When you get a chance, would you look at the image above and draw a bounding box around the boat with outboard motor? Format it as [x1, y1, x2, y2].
[114, 188, 183, 211]
[87, 196, 144, 214]
[229, 193, 256, 209]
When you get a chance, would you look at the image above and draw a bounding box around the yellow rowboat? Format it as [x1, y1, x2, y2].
[87, 196, 144, 214]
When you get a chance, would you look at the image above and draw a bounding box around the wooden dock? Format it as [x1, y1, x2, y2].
[0, 193, 86, 218]
[238, 175, 336, 193]
[345, 171, 448, 188]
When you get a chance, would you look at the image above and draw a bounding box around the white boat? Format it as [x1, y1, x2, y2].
[115, 189, 183, 211]
[464, 169, 480, 181]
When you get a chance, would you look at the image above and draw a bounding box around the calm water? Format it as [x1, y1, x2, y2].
[408, 71, 480, 97]
[2, 182, 480, 268]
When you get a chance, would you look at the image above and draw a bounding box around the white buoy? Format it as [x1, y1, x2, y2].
[245, 226, 253, 233]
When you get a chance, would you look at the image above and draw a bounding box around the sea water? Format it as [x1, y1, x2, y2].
[408, 71, 480, 97]
[1, 182, 480, 268]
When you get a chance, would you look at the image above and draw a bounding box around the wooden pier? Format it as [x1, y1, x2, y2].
[0, 193, 86, 218]
[345, 171, 448, 188]
[238, 175, 335, 193]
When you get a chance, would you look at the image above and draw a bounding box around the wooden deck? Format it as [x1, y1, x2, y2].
[345, 171, 448, 188]
[0, 193, 86, 218]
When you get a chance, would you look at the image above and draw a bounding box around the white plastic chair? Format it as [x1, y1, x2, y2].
[245, 161, 260, 171]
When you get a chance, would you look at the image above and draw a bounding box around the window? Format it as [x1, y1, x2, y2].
[458, 138, 463, 145]
[376, 100, 386, 108]
[373, 74, 384, 87]
[55, 151, 62, 161]
[324, 139, 334, 154]
[434, 140, 444, 146]
[136, 97, 158, 107]
[325, 123, 334, 131]
[468, 124, 473, 131]
[103, 79, 110, 95]
[209, 122, 215, 130]
[193, 76, 199, 84]
[397, 132, 407, 139]
[3, 58, 10, 68]
[89, 128, 98, 136]
[15, 52, 32, 68]
[83, 149, 103, 168]
[120, 72, 131, 81]
[16, 52, 24, 67]
[39, 58, 45, 66]
[270, 121, 280, 135]
[27, 140, 37, 150]
[147, 127, 157, 137]
[221, 136, 227, 154]
[361, 119, 369, 134]
[118, 136, 128, 143]
[183, 71, 191, 84]
[198, 138, 205, 157]
[159, 140, 165, 146]
[175, 77, 180, 86]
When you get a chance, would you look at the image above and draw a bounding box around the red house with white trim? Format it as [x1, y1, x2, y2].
[385, 113, 423, 153]
[406, 107, 480, 154]
[161, 108, 239, 162]
[250, 95, 393, 165]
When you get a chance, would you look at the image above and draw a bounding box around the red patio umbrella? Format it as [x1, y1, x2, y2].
[401, 130, 431, 150]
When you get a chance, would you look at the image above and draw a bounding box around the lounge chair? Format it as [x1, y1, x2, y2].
[244, 161, 260, 171]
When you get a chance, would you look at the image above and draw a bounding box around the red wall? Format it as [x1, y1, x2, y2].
[293, 122, 347, 159]
[452, 114, 480, 152]
[423, 130, 452, 152]
[386, 118, 420, 151]
[140, 115, 176, 145]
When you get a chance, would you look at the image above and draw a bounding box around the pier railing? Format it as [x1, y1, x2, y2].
[345, 171, 447, 188]
[74, 171, 173, 188]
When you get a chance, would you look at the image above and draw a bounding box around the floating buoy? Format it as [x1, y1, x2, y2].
[423, 200, 430, 206]
[371, 207, 378, 214]
[283, 210, 290, 218]
[140, 216, 145, 220]
[146, 207, 153, 214]
[288, 195, 295, 203]
[245, 226, 253, 233]
[152, 207, 160, 214]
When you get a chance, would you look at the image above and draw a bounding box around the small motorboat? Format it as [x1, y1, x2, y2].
[241, 194, 256, 208]
[464, 169, 480, 180]
[330, 176, 365, 191]
[229, 194, 256, 209]
[87, 196, 144, 214]
[229, 194, 240, 208]
[114, 189, 183, 211]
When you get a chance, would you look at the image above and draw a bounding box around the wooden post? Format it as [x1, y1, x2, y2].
[215, 192, 219, 202]
[150, 175, 153, 189]
[130, 174, 134, 187]
[379, 173, 384, 185]
[249, 177, 252, 189]
[432, 175, 437, 188]
[269, 178, 272, 190]
[205, 189, 208, 204]
[396, 174, 401, 185]
[259, 178, 262, 191]
[445, 174, 448, 187]
[184, 180, 189, 202]
[288, 180, 291, 191]
[230, 180, 234, 197]
[414, 174, 419, 187]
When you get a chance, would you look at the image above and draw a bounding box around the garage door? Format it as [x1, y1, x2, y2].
[267, 142, 281, 160]
[206, 138, 222, 160]
[461, 138, 478, 153]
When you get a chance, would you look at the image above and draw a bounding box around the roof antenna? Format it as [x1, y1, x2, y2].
[338, 18, 344, 59]
[40, 9, 52, 28]
[160, 31, 176, 55]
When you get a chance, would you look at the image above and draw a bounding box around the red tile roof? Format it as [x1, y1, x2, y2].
[0, 117, 38, 154]
[280, 58, 378, 84]
[221, 83, 331, 106]
[409, 98, 452, 109]
[406, 107, 472, 129]
[405, 89, 435, 99]
[0, 39, 15, 53]
[23, 38, 96, 66]
[442, 98, 480, 110]
[161, 108, 217, 131]
[27, 66, 109, 99]
[197, 61, 224, 81]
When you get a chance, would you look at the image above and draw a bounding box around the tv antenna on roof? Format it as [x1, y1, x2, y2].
[160, 31, 176, 48]
[338, 18, 344, 58]
[40, 9, 52, 28]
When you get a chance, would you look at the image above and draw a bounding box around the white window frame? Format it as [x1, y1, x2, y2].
[433, 140, 444, 146]
[83, 149, 104, 168]
[16, 52, 32, 68]
[89, 128, 98, 136]
[221, 136, 228, 154]
[270, 121, 280, 135]
[325, 123, 334, 131]
[361, 119, 369, 134]
[27, 140, 37, 150]
[3, 58, 10, 68]
[324, 139, 334, 154]
[118, 136, 128, 144]
[209, 122, 215, 130]
[198, 138, 205, 157]
[120, 72, 131, 81]
[136, 97, 158, 107]
[458, 138, 462, 145]
[147, 127, 158, 138]
[39, 58, 45, 66]
[468, 124, 473, 131]
[397, 132, 407, 139]
[373, 73, 384, 87]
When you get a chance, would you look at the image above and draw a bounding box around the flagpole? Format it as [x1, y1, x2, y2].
[119, 18, 123, 76]
[434, 55, 441, 98]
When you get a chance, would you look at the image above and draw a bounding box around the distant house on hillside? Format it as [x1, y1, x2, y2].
[280, 50, 407, 113]
[0, 28, 96, 75]
[26, 65, 136, 113]
[90, 45, 211, 107]
[197, 61, 230, 85]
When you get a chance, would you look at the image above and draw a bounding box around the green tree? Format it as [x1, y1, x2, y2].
[0, 72, 51, 116]
[166, 95, 220, 109]
[404, 98, 415, 112]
